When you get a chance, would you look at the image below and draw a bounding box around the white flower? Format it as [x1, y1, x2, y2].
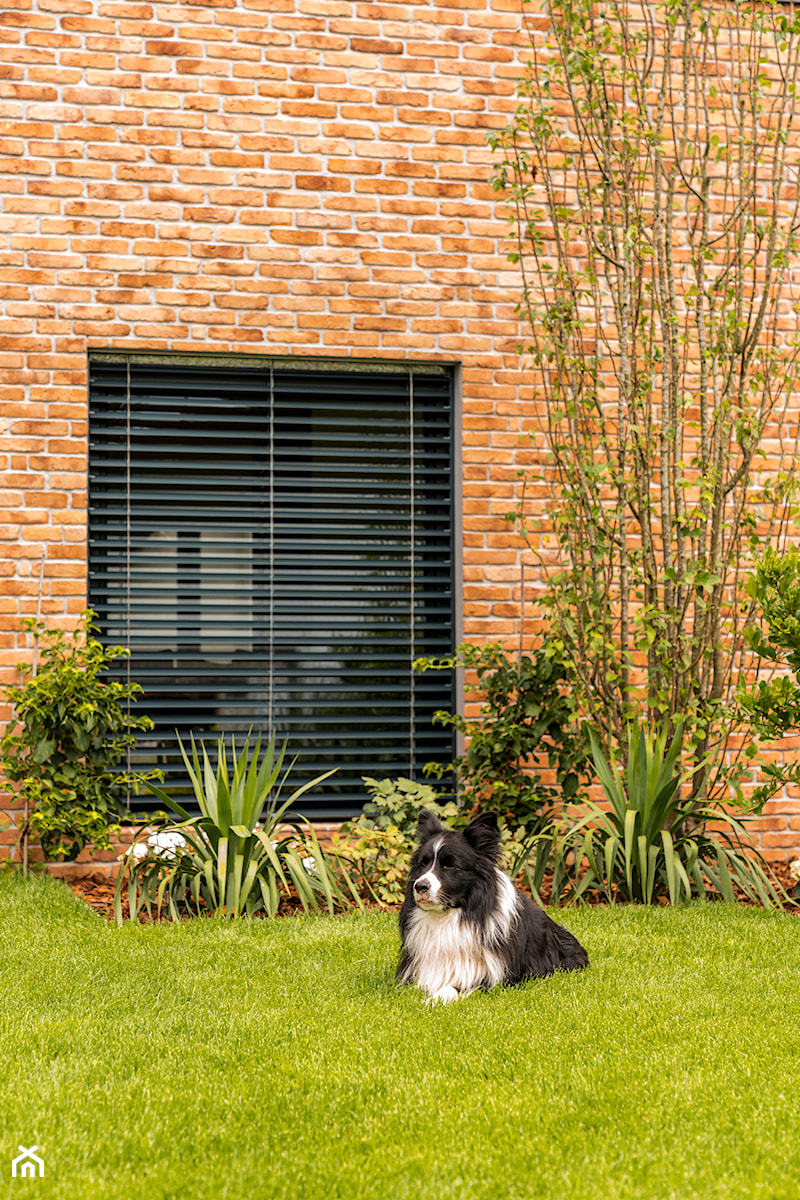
[132, 842, 148, 860]
[789, 858, 800, 884]
[302, 855, 317, 873]
[147, 831, 187, 861]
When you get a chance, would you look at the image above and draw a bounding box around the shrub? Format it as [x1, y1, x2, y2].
[738, 546, 800, 808]
[327, 824, 411, 907]
[328, 777, 460, 907]
[329, 776, 539, 904]
[116, 730, 361, 922]
[414, 642, 590, 830]
[528, 722, 786, 908]
[0, 612, 155, 862]
[355, 775, 460, 837]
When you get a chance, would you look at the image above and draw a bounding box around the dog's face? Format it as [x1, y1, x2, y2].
[407, 810, 502, 912]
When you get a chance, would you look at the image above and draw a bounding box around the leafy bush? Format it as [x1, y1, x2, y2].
[329, 777, 537, 904]
[328, 777, 460, 906]
[738, 546, 800, 808]
[0, 612, 155, 861]
[528, 722, 786, 908]
[328, 824, 411, 907]
[356, 776, 460, 837]
[414, 642, 590, 829]
[116, 731, 361, 922]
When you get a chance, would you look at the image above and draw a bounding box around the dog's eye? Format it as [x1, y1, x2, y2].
[440, 859, 453, 870]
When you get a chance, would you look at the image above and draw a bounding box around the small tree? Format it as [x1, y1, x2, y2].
[489, 0, 800, 797]
[1, 611, 155, 864]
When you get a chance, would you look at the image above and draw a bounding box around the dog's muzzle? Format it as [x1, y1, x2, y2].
[413, 877, 443, 908]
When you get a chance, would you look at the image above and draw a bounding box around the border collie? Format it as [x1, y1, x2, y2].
[397, 810, 589, 1002]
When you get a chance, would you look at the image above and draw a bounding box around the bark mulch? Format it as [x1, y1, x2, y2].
[528, 858, 798, 909]
[64, 861, 798, 922]
[64, 873, 317, 922]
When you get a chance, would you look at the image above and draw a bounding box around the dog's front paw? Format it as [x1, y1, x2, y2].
[427, 985, 460, 1004]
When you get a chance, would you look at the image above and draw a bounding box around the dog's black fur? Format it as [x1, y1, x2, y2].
[397, 810, 588, 1000]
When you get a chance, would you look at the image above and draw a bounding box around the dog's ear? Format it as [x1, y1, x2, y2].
[416, 809, 444, 844]
[463, 811, 501, 861]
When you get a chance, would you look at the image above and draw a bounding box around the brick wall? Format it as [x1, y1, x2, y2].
[1, 0, 798, 866]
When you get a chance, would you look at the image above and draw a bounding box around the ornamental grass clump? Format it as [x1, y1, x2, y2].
[115, 730, 362, 923]
[527, 722, 786, 909]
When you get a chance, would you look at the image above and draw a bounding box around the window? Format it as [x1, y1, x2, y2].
[88, 355, 456, 818]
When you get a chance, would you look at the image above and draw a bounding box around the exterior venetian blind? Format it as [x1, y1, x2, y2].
[88, 355, 456, 819]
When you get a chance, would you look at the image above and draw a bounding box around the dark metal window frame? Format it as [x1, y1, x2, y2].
[88, 351, 458, 819]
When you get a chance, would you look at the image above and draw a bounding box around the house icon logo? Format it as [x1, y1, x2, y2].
[11, 1146, 44, 1178]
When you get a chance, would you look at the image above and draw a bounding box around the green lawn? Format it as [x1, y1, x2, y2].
[1, 874, 799, 1200]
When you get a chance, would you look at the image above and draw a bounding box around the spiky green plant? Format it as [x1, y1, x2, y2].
[115, 731, 362, 923]
[524, 722, 787, 909]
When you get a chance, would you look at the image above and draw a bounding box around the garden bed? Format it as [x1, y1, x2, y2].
[63, 859, 799, 921]
[64, 871, 332, 922]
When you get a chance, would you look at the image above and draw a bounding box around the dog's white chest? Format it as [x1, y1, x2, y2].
[404, 907, 506, 1002]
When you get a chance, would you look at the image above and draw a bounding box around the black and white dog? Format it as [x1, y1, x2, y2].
[397, 810, 589, 1002]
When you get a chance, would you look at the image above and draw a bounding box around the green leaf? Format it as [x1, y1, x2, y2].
[33, 738, 55, 764]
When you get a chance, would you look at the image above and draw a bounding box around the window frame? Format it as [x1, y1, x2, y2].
[87, 351, 461, 819]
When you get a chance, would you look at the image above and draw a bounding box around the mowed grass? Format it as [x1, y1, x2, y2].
[1, 875, 799, 1200]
